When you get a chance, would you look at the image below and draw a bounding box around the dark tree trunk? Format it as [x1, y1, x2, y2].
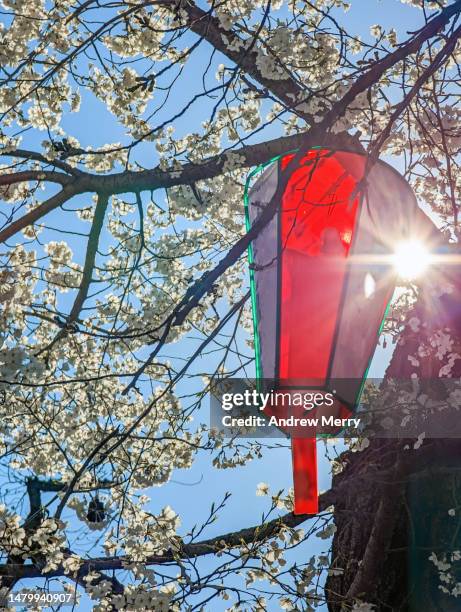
[326, 262, 461, 610]
[326, 439, 461, 611]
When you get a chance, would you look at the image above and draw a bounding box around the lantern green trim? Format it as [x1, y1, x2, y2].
[244, 153, 286, 380]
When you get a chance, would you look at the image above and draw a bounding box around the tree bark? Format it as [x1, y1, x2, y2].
[326, 254, 461, 610]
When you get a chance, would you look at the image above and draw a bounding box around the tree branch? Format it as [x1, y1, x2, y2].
[0, 170, 71, 188]
[0, 186, 80, 243]
[320, 0, 461, 130]
[0, 132, 354, 241]
[368, 22, 461, 163]
[40, 192, 110, 351]
[156, 0, 310, 119]
[0, 487, 334, 581]
[0, 148, 83, 176]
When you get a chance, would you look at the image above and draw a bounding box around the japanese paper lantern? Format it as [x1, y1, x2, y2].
[245, 147, 435, 515]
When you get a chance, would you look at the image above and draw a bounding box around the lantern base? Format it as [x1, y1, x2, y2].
[292, 437, 318, 515]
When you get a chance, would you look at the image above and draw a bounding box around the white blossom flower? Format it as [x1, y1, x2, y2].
[256, 482, 269, 496]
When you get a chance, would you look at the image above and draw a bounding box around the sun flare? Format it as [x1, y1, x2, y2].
[393, 240, 431, 280]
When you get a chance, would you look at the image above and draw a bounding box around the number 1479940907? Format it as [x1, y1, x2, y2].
[5, 591, 77, 607]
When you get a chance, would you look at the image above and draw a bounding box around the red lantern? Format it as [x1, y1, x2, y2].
[245, 147, 435, 515]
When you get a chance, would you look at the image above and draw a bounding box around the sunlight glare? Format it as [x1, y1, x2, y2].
[393, 240, 431, 280]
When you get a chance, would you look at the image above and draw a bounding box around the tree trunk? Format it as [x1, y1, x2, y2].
[326, 262, 461, 610]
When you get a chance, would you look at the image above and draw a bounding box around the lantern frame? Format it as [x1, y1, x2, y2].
[244, 146, 402, 424]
